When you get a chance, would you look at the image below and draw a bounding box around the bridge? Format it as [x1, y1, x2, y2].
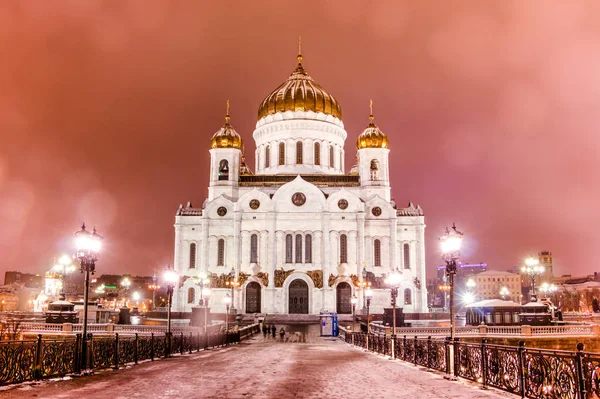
[3, 330, 511, 399]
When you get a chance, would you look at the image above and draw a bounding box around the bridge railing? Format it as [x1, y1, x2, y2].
[368, 323, 596, 337]
[344, 331, 600, 399]
[19, 322, 208, 335]
[0, 323, 260, 386]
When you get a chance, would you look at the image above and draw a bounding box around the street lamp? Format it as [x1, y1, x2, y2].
[365, 287, 373, 351]
[539, 283, 557, 299]
[148, 281, 161, 311]
[225, 267, 239, 313]
[203, 287, 212, 349]
[223, 294, 232, 333]
[500, 286, 510, 300]
[74, 223, 102, 373]
[439, 284, 451, 312]
[121, 277, 131, 307]
[195, 271, 211, 306]
[521, 256, 545, 302]
[384, 268, 402, 359]
[440, 223, 463, 379]
[163, 266, 179, 357]
[53, 255, 77, 300]
[351, 295, 358, 344]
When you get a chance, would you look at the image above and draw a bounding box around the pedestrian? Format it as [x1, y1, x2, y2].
[279, 328, 285, 342]
[262, 323, 268, 338]
[271, 324, 276, 338]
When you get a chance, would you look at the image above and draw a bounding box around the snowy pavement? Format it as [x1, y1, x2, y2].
[3, 334, 516, 399]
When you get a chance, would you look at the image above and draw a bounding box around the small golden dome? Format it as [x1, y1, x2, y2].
[239, 155, 253, 175]
[356, 100, 389, 149]
[349, 156, 359, 175]
[210, 101, 243, 150]
[257, 52, 342, 121]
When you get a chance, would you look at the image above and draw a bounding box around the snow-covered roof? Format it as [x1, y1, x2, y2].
[476, 270, 518, 277]
[522, 301, 548, 308]
[465, 299, 521, 308]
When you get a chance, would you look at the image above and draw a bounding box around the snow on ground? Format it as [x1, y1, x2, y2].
[2, 334, 515, 399]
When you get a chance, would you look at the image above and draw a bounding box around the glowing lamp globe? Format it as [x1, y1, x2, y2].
[351, 296, 358, 305]
[365, 288, 373, 298]
[164, 269, 179, 285]
[223, 295, 232, 306]
[132, 292, 141, 301]
[202, 287, 212, 298]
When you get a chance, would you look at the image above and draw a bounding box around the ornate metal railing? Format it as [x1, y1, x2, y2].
[368, 323, 596, 337]
[0, 323, 260, 386]
[344, 332, 600, 399]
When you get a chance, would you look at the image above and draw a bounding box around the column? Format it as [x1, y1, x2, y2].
[416, 225, 427, 312]
[357, 214, 365, 272]
[314, 231, 322, 268]
[240, 231, 250, 272]
[322, 214, 331, 312]
[201, 218, 209, 273]
[233, 214, 241, 273]
[348, 231, 358, 273]
[208, 236, 217, 269]
[382, 237, 391, 271]
[389, 218, 397, 271]
[273, 232, 283, 287]
[259, 230, 268, 271]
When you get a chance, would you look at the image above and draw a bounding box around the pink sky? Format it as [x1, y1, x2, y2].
[0, 1, 598, 280]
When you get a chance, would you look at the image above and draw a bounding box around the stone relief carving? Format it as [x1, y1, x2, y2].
[210, 273, 229, 288]
[306, 270, 323, 289]
[256, 272, 269, 287]
[414, 277, 421, 290]
[274, 268, 295, 287]
[328, 273, 337, 287]
[237, 272, 250, 287]
[350, 274, 359, 287]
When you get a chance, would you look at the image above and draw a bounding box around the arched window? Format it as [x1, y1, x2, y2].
[296, 142, 303, 164]
[217, 239, 225, 266]
[187, 287, 195, 304]
[279, 142, 285, 165]
[403, 243, 410, 269]
[404, 288, 412, 305]
[189, 243, 196, 269]
[250, 234, 258, 263]
[305, 234, 312, 263]
[265, 145, 270, 168]
[374, 239, 381, 266]
[285, 234, 293, 263]
[218, 159, 229, 181]
[340, 234, 348, 264]
[339, 150, 343, 170]
[295, 234, 303, 263]
[314, 143, 320, 165]
[329, 145, 334, 168]
[370, 159, 380, 181]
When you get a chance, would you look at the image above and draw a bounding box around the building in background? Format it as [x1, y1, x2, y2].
[4, 272, 43, 289]
[475, 270, 522, 303]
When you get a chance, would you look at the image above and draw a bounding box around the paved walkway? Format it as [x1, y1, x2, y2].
[3, 335, 515, 399]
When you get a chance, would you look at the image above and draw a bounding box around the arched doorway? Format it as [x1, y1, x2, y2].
[288, 279, 309, 314]
[336, 282, 352, 314]
[245, 282, 261, 313]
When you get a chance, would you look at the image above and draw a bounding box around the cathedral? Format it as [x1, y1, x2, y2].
[171, 49, 427, 316]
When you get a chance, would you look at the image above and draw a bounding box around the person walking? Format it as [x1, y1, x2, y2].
[279, 328, 285, 342]
[262, 323, 268, 338]
[271, 324, 276, 338]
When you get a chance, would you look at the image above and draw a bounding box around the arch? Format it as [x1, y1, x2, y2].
[336, 282, 352, 314]
[370, 159, 380, 181]
[404, 288, 412, 305]
[295, 234, 303, 263]
[314, 142, 320, 165]
[187, 287, 195, 304]
[218, 159, 229, 181]
[217, 239, 225, 266]
[189, 243, 196, 269]
[374, 239, 381, 267]
[279, 142, 285, 165]
[265, 145, 270, 168]
[305, 234, 312, 263]
[296, 141, 303, 164]
[288, 279, 309, 314]
[403, 243, 410, 269]
[329, 145, 334, 168]
[285, 234, 293, 263]
[340, 234, 348, 264]
[245, 282, 261, 313]
[250, 234, 258, 263]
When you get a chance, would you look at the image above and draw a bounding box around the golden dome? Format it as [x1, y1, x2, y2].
[210, 101, 243, 150]
[257, 53, 343, 121]
[239, 155, 253, 175]
[356, 101, 389, 149]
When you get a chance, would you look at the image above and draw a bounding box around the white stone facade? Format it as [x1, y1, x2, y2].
[171, 64, 427, 316]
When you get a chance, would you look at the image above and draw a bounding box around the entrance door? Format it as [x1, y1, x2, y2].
[288, 279, 309, 314]
[336, 282, 352, 314]
[246, 282, 261, 313]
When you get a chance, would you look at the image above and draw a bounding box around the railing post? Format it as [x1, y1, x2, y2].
[113, 333, 119, 370]
[518, 341, 525, 398]
[481, 338, 487, 390]
[403, 335, 408, 361]
[74, 333, 82, 375]
[445, 337, 451, 377]
[427, 336, 432, 371]
[134, 333, 139, 365]
[453, 338, 459, 378]
[180, 332, 184, 355]
[189, 332, 193, 354]
[197, 331, 201, 352]
[576, 343, 587, 399]
[87, 333, 94, 373]
[34, 334, 43, 380]
[150, 333, 155, 361]
[414, 336, 418, 365]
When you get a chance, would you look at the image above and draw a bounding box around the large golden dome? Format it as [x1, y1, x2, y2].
[210, 101, 243, 150]
[356, 102, 389, 149]
[257, 54, 343, 121]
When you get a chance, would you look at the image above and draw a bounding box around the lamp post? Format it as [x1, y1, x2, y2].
[148, 283, 160, 311]
[223, 294, 232, 333]
[440, 223, 463, 379]
[74, 223, 102, 373]
[225, 267, 239, 313]
[195, 271, 211, 306]
[500, 286, 510, 301]
[121, 277, 131, 308]
[521, 256, 545, 302]
[53, 255, 77, 300]
[439, 284, 451, 312]
[351, 295, 358, 344]
[203, 287, 212, 349]
[163, 267, 179, 357]
[365, 287, 373, 351]
[385, 268, 402, 359]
